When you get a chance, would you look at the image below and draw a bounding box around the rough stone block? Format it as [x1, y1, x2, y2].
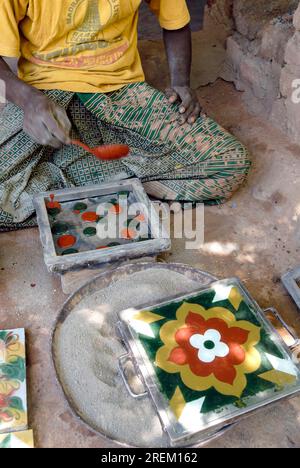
[270, 98, 288, 134]
[224, 0, 300, 144]
[260, 19, 294, 65]
[239, 55, 281, 102]
[286, 98, 300, 142]
[293, 4, 300, 30]
[285, 32, 300, 67]
[280, 65, 300, 98]
[233, 0, 299, 40]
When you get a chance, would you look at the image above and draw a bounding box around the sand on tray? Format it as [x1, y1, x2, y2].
[54, 268, 202, 447]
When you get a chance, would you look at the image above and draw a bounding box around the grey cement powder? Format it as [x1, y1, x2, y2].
[55, 268, 201, 447]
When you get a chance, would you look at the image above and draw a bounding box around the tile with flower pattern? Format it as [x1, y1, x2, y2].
[0, 429, 34, 448]
[120, 280, 300, 438]
[0, 329, 27, 434]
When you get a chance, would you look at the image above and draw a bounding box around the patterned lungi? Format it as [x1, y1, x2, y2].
[0, 82, 250, 231]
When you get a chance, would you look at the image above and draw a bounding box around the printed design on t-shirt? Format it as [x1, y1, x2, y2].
[67, 0, 112, 44]
[31, 0, 130, 69]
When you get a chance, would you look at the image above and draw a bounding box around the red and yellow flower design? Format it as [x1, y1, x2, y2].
[156, 303, 261, 397]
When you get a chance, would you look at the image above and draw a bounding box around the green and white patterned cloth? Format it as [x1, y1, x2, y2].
[0, 82, 250, 231]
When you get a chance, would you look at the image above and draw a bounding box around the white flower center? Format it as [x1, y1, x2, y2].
[189, 329, 230, 363]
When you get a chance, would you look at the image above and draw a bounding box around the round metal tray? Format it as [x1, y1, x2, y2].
[52, 262, 223, 448]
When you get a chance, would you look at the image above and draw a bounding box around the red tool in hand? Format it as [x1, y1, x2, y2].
[71, 139, 130, 161]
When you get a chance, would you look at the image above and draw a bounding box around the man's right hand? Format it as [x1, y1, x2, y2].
[23, 93, 71, 149]
[0, 56, 71, 148]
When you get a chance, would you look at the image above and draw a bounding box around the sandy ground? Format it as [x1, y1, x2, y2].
[1, 18, 300, 447]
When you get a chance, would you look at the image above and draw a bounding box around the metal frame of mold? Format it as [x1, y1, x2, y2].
[34, 178, 171, 273]
[282, 267, 300, 310]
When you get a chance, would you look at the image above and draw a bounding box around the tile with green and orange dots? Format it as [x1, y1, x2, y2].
[0, 329, 28, 434]
[35, 180, 171, 273]
[46, 190, 152, 257]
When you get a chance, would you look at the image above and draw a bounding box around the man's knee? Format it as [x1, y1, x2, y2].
[224, 137, 251, 179]
[211, 139, 251, 202]
[238, 141, 251, 174]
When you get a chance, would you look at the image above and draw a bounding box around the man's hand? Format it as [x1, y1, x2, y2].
[0, 56, 71, 147]
[23, 93, 71, 149]
[163, 26, 202, 125]
[166, 86, 202, 125]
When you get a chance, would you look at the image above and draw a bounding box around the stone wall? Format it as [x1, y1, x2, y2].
[222, 0, 300, 144]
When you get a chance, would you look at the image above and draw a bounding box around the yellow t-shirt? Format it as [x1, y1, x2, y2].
[0, 0, 190, 93]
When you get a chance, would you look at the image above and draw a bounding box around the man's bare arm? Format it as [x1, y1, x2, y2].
[163, 25, 201, 124]
[0, 57, 71, 148]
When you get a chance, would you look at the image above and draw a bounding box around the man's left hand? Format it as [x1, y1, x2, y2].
[166, 86, 202, 125]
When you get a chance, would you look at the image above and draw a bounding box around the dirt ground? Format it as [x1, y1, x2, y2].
[1, 19, 300, 447]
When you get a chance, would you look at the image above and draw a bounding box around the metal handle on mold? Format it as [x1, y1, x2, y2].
[264, 307, 300, 349]
[118, 353, 148, 399]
